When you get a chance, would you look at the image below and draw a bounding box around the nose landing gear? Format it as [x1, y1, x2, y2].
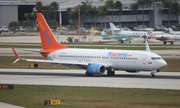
[150, 73, 155, 77]
[150, 70, 157, 77]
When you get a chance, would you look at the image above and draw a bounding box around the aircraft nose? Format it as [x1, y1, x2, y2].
[160, 60, 167, 68]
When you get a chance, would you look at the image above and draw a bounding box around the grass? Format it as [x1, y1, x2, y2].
[0, 56, 180, 72]
[0, 85, 179, 108]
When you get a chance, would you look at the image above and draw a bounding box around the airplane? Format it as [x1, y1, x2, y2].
[109, 23, 164, 40]
[148, 30, 180, 44]
[11, 13, 167, 77]
[169, 27, 180, 35]
[101, 31, 131, 43]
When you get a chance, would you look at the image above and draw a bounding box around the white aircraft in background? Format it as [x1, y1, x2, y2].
[148, 30, 180, 44]
[110, 23, 164, 41]
[11, 13, 167, 77]
[169, 27, 180, 35]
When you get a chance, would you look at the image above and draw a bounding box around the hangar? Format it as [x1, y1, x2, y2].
[0, 0, 180, 28]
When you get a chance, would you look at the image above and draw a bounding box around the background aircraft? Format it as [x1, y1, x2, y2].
[169, 27, 180, 35]
[109, 23, 164, 41]
[12, 13, 167, 77]
[148, 30, 180, 44]
[101, 31, 131, 43]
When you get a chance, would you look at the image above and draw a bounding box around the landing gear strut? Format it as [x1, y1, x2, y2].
[151, 70, 157, 77]
[150, 73, 155, 77]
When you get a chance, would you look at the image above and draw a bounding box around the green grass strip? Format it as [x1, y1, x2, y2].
[0, 85, 179, 108]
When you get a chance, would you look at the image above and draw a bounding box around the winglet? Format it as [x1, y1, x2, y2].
[11, 47, 22, 64]
[145, 39, 150, 52]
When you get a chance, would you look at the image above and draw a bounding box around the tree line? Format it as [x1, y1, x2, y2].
[8, 0, 180, 32]
[65, 0, 180, 28]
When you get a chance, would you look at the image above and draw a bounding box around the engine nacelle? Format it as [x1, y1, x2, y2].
[125, 70, 140, 73]
[87, 64, 106, 74]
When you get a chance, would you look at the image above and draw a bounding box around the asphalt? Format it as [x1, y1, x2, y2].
[0, 69, 180, 90]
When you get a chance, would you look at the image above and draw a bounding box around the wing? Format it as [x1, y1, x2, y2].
[22, 49, 40, 52]
[11, 47, 111, 68]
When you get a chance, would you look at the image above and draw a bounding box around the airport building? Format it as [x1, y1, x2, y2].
[0, 0, 180, 28]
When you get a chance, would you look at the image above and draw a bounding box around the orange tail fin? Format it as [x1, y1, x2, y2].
[36, 13, 68, 50]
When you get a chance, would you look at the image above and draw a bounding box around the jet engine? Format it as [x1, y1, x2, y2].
[86, 64, 106, 74]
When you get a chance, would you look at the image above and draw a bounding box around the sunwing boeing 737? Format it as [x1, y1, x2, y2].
[12, 13, 167, 77]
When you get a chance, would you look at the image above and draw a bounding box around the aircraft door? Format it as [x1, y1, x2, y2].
[142, 56, 147, 65]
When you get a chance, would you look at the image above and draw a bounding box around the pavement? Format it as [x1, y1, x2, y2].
[0, 102, 25, 108]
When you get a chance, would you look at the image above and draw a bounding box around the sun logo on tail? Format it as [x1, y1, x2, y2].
[38, 20, 52, 45]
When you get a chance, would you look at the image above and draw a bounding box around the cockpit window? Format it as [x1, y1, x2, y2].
[151, 57, 162, 60]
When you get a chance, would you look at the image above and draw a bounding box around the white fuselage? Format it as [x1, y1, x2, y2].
[112, 30, 164, 38]
[149, 33, 180, 42]
[47, 48, 167, 71]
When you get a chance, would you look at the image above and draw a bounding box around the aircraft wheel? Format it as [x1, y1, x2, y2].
[129, 41, 131, 43]
[171, 42, 174, 44]
[151, 73, 155, 77]
[164, 42, 167, 44]
[107, 70, 115, 76]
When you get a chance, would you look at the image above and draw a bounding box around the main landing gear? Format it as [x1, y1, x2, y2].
[107, 69, 115, 76]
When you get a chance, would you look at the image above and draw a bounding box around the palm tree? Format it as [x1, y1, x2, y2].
[43, 5, 52, 22]
[71, 6, 79, 27]
[92, 6, 97, 28]
[80, 0, 92, 28]
[171, 1, 180, 25]
[131, 3, 139, 25]
[163, 0, 173, 25]
[114, 1, 122, 25]
[97, 5, 108, 28]
[29, 12, 35, 26]
[66, 8, 72, 24]
[87, 7, 95, 27]
[35, 1, 43, 13]
[105, 0, 114, 22]
[146, 0, 154, 26]
[50, 2, 59, 21]
[24, 13, 29, 20]
[137, 0, 146, 24]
